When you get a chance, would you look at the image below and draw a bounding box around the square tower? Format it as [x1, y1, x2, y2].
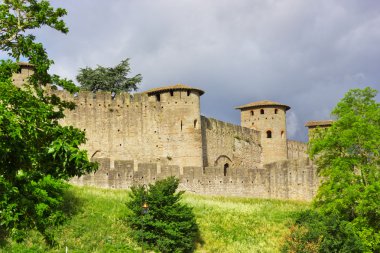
[236, 100, 290, 164]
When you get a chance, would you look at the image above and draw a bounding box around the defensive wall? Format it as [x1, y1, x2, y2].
[53, 87, 204, 172]
[71, 157, 318, 201]
[14, 63, 324, 201]
[200, 116, 262, 169]
[51, 86, 265, 172]
[51, 87, 319, 201]
[287, 140, 308, 160]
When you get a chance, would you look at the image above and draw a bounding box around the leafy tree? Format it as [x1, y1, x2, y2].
[76, 58, 142, 93]
[0, 0, 96, 244]
[282, 87, 380, 252]
[126, 177, 200, 253]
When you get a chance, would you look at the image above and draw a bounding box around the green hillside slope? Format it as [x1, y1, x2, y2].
[0, 186, 309, 253]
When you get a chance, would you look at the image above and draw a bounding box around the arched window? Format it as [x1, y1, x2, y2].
[224, 163, 229, 176]
[260, 109, 264, 114]
[274, 109, 278, 114]
[266, 130, 272, 138]
[194, 119, 197, 128]
[250, 110, 254, 116]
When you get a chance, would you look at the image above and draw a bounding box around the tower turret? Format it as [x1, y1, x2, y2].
[236, 100, 290, 164]
[305, 120, 333, 141]
[145, 84, 204, 169]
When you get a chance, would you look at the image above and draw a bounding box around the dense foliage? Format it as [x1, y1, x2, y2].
[76, 58, 142, 93]
[282, 87, 380, 252]
[0, 0, 96, 244]
[126, 177, 199, 253]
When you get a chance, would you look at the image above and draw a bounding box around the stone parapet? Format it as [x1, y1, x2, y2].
[71, 157, 318, 201]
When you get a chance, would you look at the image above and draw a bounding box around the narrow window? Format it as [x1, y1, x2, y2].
[281, 131, 284, 139]
[170, 90, 174, 96]
[194, 119, 197, 128]
[224, 163, 229, 176]
[266, 130, 272, 138]
[187, 90, 191, 96]
[250, 110, 254, 116]
[260, 109, 264, 114]
[156, 94, 160, 101]
[181, 120, 183, 131]
[275, 109, 278, 114]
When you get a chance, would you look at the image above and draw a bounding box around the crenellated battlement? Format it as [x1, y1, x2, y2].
[51, 89, 145, 106]
[71, 157, 318, 201]
[49, 86, 203, 114]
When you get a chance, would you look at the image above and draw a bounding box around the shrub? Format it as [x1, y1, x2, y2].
[125, 177, 199, 253]
[281, 210, 372, 253]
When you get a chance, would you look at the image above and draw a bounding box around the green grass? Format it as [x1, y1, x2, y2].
[0, 186, 309, 253]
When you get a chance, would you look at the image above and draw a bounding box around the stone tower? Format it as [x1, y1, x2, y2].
[305, 120, 333, 141]
[236, 100, 290, 164]
[12, 62, 34, 87]
[145, 84, 204, 169]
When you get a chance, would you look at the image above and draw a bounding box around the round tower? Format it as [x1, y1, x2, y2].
[145, 84, 204, 169]
[236, 100, 290, 164]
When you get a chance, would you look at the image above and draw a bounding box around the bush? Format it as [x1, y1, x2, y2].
[125, 177, 199, 253]
[0, 176, 67, 244]
[281, 210, 372, 253]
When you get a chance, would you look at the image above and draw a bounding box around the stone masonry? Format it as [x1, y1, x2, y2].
[14, 63, 329, 201]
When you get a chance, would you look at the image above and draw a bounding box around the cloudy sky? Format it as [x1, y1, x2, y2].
[33, 0, 380, 141]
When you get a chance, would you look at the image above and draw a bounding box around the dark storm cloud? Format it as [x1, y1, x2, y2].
[40, 0, 380, 141]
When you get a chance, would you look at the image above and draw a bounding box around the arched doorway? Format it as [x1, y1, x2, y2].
[223, 163, 229, 176]
[214, 155, 233, 177]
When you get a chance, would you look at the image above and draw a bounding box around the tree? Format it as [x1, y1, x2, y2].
[282, 87, 380, 252]
[126, 177, 200, 253]
[0, 0, 97, 244]
[76, 58, 142, 93]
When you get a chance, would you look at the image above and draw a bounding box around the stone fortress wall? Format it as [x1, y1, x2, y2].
[200, 116, 262, 169]
[54, 87, 204, 172]
[71, 157, 318, 201]
[59, 86, 318, 201]
[15, 63, 326, 201]
[54, 85, 265, 173]
[287, 140, 309, 160]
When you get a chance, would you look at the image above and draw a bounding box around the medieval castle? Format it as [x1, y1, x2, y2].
[14, 63, 333, 201]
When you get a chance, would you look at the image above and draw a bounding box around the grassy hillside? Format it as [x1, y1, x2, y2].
[0, 186, 309, 253]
